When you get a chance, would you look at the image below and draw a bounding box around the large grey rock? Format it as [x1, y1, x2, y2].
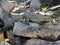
[24, 39, 60, 45]
[24, 39, 51, 45]
[37, 28, 60, 40]
[13, 22, 39, 37]
[13, 21, 60, 40]
[36, 23, 60, 40]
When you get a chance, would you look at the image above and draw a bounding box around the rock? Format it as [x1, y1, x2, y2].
[13, 22, 39, 38]
[24, 39, 60, 45]
[0, 0, 15, 17]
[55, 40, 60, 45]
[36, 23, 60, 40]
[30, 0, 41, 12]
[24, 39, 51, 45]
[0, 0, 16, 26]
[37, 29, 60, 40]
[50, 40, 60, 45]
[13, 21, 60, 40]
[30, 0, 41, 9]
[0, 0, 15, 13]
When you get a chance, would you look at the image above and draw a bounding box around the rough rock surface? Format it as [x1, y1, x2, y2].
[30, 0, 41, 9]
[24, 39, 51, 45]
[13, 22, 60, 40]
[24, 39, 60, 45]
[13, 22, 39, 37]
